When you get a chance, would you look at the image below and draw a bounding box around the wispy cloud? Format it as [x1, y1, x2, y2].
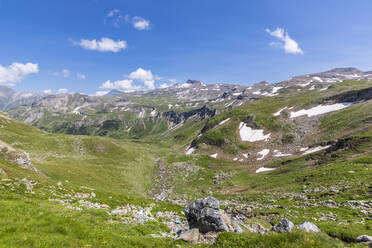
[105, 10, 151, 30]
[52, 69, 70, 78]
[57, 88, 68, 94]
[76, 73, 86, 79]
[106, 9, 119, 18]
[266, 28, 303, 54]
[0, 62, 39, 86]
[71, 37, 127, 52]
[132, 16, 150, 31]
[159, 83, 169, 88]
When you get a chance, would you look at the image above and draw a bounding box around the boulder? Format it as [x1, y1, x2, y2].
[184, 196, 229, 234]
[180, 228, 199, 243]
[296, 222, 320, 232]
[356, 235, 372, 243]
[272, 218, 294, 233]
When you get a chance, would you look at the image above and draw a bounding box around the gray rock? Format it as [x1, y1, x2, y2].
[180, 228, 199, 243]
[0, 168, 7, 176]
[184, 196, 228, 234]
[356, 235, 372, 243]
[272, 218, 294, 233]
[296, 222, 320, 232]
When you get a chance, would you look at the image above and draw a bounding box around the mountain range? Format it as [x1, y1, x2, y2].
[0, 67, 371, 247]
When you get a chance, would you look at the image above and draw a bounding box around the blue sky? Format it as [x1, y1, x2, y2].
[0, 0, 372, 95]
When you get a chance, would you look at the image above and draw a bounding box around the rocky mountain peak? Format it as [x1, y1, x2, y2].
[185, 80, 203, 85]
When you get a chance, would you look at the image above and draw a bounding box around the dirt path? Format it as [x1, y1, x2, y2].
[154, 158, 168, 201]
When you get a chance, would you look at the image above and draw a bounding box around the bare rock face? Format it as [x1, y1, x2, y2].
[180, 228, 199, 243]
[296, 222, 320, 232]
[184, 196, 229, 234]
[356, 235, 372, 243]
[272, 218, 294, 233]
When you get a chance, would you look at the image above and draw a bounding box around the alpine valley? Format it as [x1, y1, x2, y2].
[0, 67, 372, 247]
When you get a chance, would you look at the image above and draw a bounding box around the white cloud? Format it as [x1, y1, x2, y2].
[57, 88, 68, 94]
[159, 83, 170, 88]
[94, 90, 109, 96]
[100, 68, 161, 92]
[43, 89, 52, 94]
[72, 37, 127, 52]
[128, 68, 155, 89]
[100, 79, 142, 92]
[76, 73, 86, 79]
[266, 28, 303, 54]
[107, 9, 119, 17]
[0, 62, 39, 86]
[132, 16, 150, 30]
[53, 69, 70, 78]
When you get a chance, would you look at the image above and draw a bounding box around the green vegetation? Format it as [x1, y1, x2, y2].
[1, 79, 372, 247]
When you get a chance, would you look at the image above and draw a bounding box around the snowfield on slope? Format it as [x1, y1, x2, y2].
[210, 153, 218, 158]
[273, 150, 292, 157]
[239, 122, 271, 142]
[256, 167, 276, 173]
[290, 102, 357, 118]
[273, 107, 287, 116]
[303, 145, 331, 155]
[257, 149, 270, 160]
[218, 118, 231, 126]
[185, 147, 195, 155]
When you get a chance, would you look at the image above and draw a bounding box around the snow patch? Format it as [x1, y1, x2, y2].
[242, 153, 249, 158]
[272, 86, 283, 94]
[179, 83, 191, 88]
[300, 147, 309, 152]
[297, 81, 311, 87]
[312, 77, 323, 82]
[257, 149, 270, 160]
[185, 147, 196, 155]
[72, 106, 83, 115]
[256, 167, 276, 173]
[239, 122, 271, 142]
[302, 146, 330, 155]
[273, 150, 292, 157]
[210, 153, 218, 158]
[273, 107, 287, 116]
[218, 118, 231, 126]
[290, 102, 355, 118]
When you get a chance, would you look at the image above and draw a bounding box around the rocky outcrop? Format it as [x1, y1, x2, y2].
[272, 218, 294, 233]
[184, 196, 229, 234]
[325, 86, 372, 103]
[356, 235, 372, 243]
[296, 222, 320, 232]
[162, 106, 216, 125]
[180, 228, 199, 243]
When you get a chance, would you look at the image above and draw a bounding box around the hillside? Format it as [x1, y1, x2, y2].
[0, 68, 371, 247]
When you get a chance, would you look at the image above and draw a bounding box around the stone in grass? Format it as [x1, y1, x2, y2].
[356, 235, 372, 243]
[180, 228, 199, 243]
[296, 222, 320, 232]
[272, 218, 294, 233]
[184, 196, 229, 234]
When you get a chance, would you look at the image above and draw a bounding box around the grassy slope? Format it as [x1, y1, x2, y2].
[1, 80, 372, 247]
[0, 114, 187, 247]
